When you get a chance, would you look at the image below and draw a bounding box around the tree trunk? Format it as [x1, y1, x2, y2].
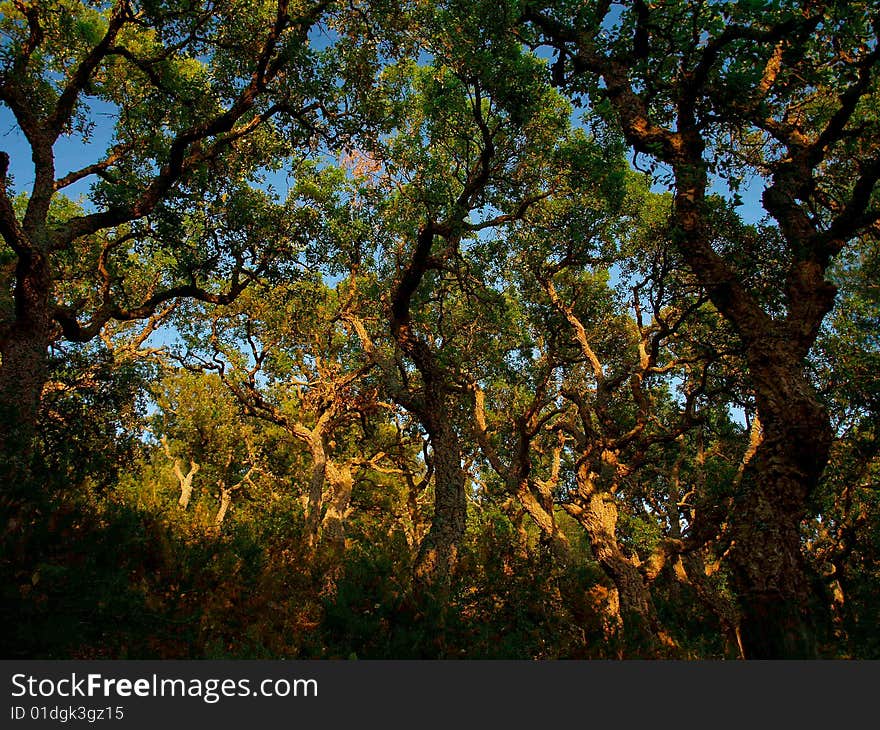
[413, 400, 467, 591]
[403, 472, 429, 551]
[567, 466, 666, 654]
[0, 253, 54, 535]
[677, 553, 745, 659]
[517, 480, 569, 557]
[214, 485, 232, 527]
[304, 445, 327, 552]
[387, 221, 470, 591]
[729, 360, 832, 659]
[321, 462, 353, 556]
[0, 330, 49, 473]
[159, 438, 200, 510]
[175, 460, 199, 510]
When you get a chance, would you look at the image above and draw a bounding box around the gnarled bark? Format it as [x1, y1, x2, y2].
[524, 0, 878, 658]
[565, 466, 667, 654]
[387, 224, 470, 590]
[411, 392, 467, 590]
[0, 249, 54, 518]
[321, 461, 354, 557]
[731, 361, 832, 658]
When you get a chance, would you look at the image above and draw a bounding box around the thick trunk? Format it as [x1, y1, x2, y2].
[388, 222, 469, 590]
[413, 405, 467, 590]
[729, 361, 832, 658]
[568, 468, 665, 653]
[304, 447, 327, 551]
[730, 503, 817, 659]
[320, 462, 353, 556]
[405, 478, 428, 551]
[0, 254, 54, 529]
[0, 329, 50, 554]
[214, 485, 232, 527]
[499, 500, 531, 563]
[0, 328, 49, 467]
[585, 495, 660, 649]
[661, 132, 836, 656]
[295, 420, 354, 557]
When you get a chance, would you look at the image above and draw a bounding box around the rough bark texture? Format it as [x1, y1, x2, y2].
[0, 252, 54, 522]
[0, 0, 323, 532]
[389, 224, 469, 590]
[730, 358, 832, 658]
[522, 2, 873, 657]
[0, 328, 49, 470]
[320, 462, 354, 557]
[214, 486, 233, 527]
[303, 441, 328, 551]
[412, 395, 467, 590]
[566, 466, 665, 653]
[670, 157, 834, 656]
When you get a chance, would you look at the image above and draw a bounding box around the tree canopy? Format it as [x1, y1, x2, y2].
[1, 0, 878, 660]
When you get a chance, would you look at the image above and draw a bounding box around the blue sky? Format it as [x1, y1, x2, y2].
[1, 96, 122, 203]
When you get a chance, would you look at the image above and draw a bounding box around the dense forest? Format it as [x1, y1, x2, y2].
[0, 0, 878, 660]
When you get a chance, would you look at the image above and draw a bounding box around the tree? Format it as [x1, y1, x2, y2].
[522, 0, 880, 658]
[0, 0, 332, 501]
[3, 0, 877, 661]
[187, 274, 393, 557]
[336, 10, 590, 588]
[471, 182, 747, 655]
[151, 368, 258, 526]
[807, 232, 880, 654]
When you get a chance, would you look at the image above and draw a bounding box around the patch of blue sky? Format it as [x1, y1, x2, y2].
[1, 96, 120, 206]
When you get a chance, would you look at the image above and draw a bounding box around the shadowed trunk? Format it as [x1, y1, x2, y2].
[413, 392, 467, 590]
[389, 224, 469, 590]
[0, 251, 54, 532]
[673, 162, 834, 658]
[0, 329, 48, 474]
[730, 361, 832, 658]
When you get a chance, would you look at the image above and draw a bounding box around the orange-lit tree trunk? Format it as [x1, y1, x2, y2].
[320, 461, 354, 558]
[564, 464, 666, 653]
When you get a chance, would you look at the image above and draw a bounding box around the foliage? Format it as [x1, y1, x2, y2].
[0, 0, 877, 659]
